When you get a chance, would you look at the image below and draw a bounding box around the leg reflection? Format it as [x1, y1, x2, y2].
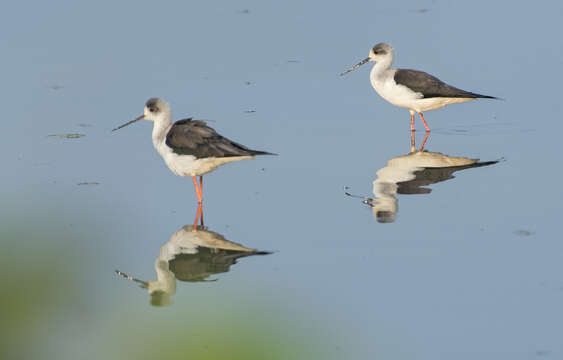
[410, 130, 431, 152]
[419, 131, 430, 151]
[193, 202, 204, 231]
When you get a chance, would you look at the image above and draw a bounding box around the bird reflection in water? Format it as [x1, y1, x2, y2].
[115, 209, 270, 306]
[365, 131, 498, 223]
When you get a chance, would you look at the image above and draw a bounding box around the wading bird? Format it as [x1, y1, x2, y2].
[113, 98, 274, 204]
[341, 43, 498, 132]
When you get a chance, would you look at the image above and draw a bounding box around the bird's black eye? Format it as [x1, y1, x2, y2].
[149, 107, 156, 112]
[373, 46, 386, 55]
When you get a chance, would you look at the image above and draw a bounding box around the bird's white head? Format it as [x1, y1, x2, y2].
[340, 42, 394, 76]
[113, 98, 172, 131]
[142, 98, 172, 123]
[369, 43, 394, 62]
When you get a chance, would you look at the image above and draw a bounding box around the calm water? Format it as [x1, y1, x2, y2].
[2, 1, 563, 359]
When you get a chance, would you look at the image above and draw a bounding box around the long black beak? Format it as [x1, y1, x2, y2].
[112, 114, 145, 131]
[340, 57, 370, 76]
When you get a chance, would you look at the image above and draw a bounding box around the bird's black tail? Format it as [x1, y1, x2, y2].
[251, 149, 277, 156]
[469, 92, 501, 100]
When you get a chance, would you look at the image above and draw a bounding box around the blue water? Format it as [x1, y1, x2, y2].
[2, 1, 562, 359]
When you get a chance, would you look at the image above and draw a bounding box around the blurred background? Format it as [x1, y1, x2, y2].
[2, 0, 562, 359]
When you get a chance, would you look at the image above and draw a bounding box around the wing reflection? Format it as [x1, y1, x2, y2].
[116, 223, 270, 306]
[368, 147, 498, 223]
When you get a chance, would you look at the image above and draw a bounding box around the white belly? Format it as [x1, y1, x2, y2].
[371, 72, 475, 112]
[179, 155, 254, 176]
[409, 97, 475, 112]
[157, 143, 253, 176]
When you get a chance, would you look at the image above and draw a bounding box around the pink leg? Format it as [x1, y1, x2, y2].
[199, 176, 203, 201]
[410, 129, 416, 152]
[410, 112, 415, 132]
[192, 176, 202, 204]
[197, 176, 204, 225]
[199, 185, 204, 227]
[418, 112, 430, 132]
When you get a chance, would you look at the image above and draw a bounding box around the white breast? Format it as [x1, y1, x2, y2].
[370, 68, 422, 110]
[156, 142, 253, 177]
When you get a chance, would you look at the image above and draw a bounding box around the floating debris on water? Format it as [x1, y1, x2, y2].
[244, 110, 256, 113]
[77, 182, 100, 186]
[244, 81, 252, 85]
[287, 59, 301, 63]
[48, 133, 85, 139]
[77, 123, 92, 128]
[237, 9, 250, 14]
[48, 85, 64, 91]
[33, 161, 55, 167]
[514, 230, 535, 236]
[410, 8, 430, 13]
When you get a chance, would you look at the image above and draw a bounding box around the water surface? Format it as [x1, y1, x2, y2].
[2, 1, 563, 359]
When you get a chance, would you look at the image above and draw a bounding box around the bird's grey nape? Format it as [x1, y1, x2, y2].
[145, 98, 163, 112]
[372, 43, 391, 55]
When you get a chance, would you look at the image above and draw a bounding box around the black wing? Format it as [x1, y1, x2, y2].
[396, 160, 499, 194]
[165, 119, 273, 159]
[394, 69, 497, 99]
[169, 248, 271, 282]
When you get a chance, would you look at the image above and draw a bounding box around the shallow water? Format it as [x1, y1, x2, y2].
[2, 1, 563, 359]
